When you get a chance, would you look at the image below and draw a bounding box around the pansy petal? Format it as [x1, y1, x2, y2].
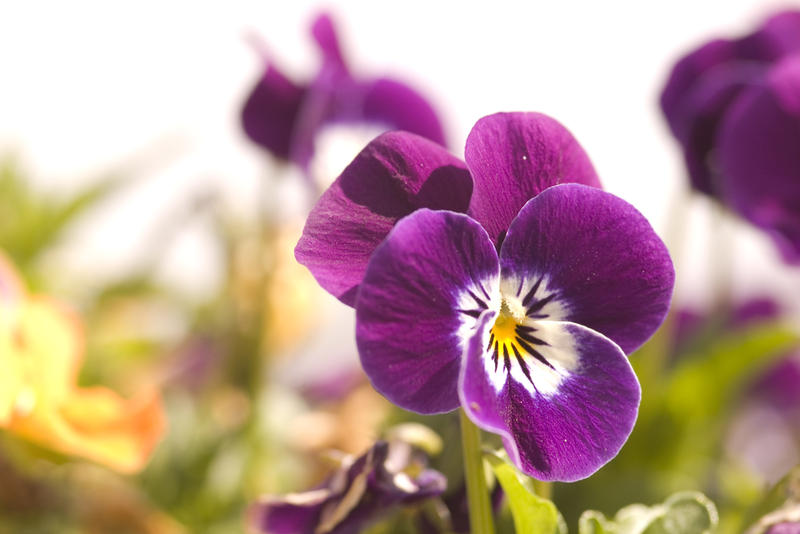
[465, 112, 600, 246]
[249, 489, 331, 534]
[10, 386, 165, 473]
[673, 61, 765, 195]
[360, 77, 447, 147]
[310, 12, 348, 71]
[241, 64, 306, 160]
[499, 184, 674, 354]
[460, 314, 640, 481]
[296, 132, 472, 306]
[718, 55, 800, 263]
[660, 38, 739, 138]
[356, 209, 499, 414]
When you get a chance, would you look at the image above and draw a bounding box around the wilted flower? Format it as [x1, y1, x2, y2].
[660, 10, 800, 262]
[297, 112, 674, 481]
[241, 12, 446, 177]
[0, 252, 165, 473]
[248, 440, 446, 534]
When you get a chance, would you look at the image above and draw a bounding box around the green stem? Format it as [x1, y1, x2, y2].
[532, 479, 552, 500]
[460, 410, 496, 534]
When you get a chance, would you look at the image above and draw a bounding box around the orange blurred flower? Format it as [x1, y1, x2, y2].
[0, 253, 165, 473]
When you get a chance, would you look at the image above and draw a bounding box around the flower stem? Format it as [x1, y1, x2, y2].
[459, 410, 496, 534]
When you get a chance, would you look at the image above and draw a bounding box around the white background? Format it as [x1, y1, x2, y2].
[1, 0, 799, 316]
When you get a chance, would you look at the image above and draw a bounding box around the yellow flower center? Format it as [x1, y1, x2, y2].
[487, 294, 553, 375]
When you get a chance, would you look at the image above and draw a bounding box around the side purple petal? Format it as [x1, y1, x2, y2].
[241, 64, 306, 159]
[459, 314, 640, 482]
[295, 132, 472, 305]
[360, 77, 447, 147]
[661, 38, 739, 139]
[356, 210, 499, 414]
[672, 61, 765, 195]
[718, 55, 800, 264]
[499, 184, 674, 354]
[465, 112, 600, 247]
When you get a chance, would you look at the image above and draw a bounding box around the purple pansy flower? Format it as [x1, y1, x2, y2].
[660, 10, 800, 263]
[248, 440, 446, 534]
[241, 12, 446, 176]
[296, 112, 674, 481]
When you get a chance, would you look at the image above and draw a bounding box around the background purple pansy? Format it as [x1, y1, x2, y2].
[660, 10, 800, 263]
[248, 440, 446, 534]
[241, 12, 446, 176]
[295, 111, 600, 306]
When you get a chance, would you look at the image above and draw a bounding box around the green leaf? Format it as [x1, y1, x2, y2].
[579, 491, 718, 534]
[741, 465, 800, 534]
[486, 451, 565, 534]
[665, 323, 798, 422]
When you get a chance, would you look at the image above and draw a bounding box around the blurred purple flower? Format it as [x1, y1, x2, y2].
[297, 112, 674, 481]
[660, 10, 800, 263]
[248, 440, 446, 534]
[241, 13, 446, 176]
[768, 522, 800, 534]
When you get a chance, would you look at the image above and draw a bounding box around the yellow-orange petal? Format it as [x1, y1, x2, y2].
[0, 251, 23, 306]
[11, 387, 166, 474]
[14, 297, 85, 404]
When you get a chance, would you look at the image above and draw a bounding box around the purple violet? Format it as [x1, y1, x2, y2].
[248, 440, 446, 534]
[296, 112, 675, 481]
[660, 10, 800, 263]
[241, 13, 446, 176]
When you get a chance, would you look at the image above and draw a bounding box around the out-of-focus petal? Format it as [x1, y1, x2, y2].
[249, 489, 331, 534]
[241, 64, 306, 160]
[310, 12, 348, 70]
[718, 55, 800, 263]
[249, 440, 446, 534]
[499, 184, 674, 354]
[356, 210, 499, 414]
[464, 112, 600, 247]
[673, 61, 765, 194]
[360, 77, 447, 147]
[10, 387, 166, 474]
[459, 314, 639, 481]
[295, 132, 472, 306]
[661, 38, 739, 138]
[1, 293, 165, 473]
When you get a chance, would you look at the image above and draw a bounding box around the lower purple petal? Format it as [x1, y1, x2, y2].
[459, 314, 640, 482]
[356, 209, 499, 414]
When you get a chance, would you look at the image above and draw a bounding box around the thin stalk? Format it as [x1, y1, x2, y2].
[532, 479, 552, 500]
[460, 410, 496, 534]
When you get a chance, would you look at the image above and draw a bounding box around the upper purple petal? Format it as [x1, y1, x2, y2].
[295, 132, 472, 306]
[310, 13, 348, 70]
[660, 10, 800, 196]
[465, 112, 601, 247]
[718, 54, 800, 263]
[459, 314, 640, 481]
[356, 209, 499, 414]
[499, 184, 674, 354]
[241, 64, 306, 159]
